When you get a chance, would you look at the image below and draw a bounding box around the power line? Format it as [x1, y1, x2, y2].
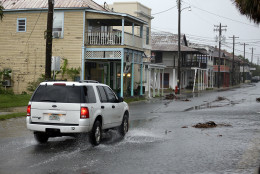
[183, 1, 258, 28]
[152, 5, 177, 15]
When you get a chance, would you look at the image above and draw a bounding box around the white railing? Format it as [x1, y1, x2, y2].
[86, 32, 143, 48]
[87, 32, 122, 45]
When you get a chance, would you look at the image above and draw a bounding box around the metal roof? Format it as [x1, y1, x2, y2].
[151, 33, 201, 53]
[1, 0, 106, 11]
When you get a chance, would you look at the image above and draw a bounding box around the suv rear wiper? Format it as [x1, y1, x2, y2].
[39, 99, 57, 102]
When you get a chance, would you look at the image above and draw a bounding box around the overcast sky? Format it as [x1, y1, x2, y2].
[95, 0, 260, 64]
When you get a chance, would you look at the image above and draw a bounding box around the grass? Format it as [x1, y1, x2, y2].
[0, 112, 26, 121]
[0, 94, 31, 109]
[124, 96, 146, 103]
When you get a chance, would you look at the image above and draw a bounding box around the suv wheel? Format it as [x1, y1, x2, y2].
[118, 114, 129, 137]
[90, 120, 102, 146]
[34, 132, 49, 143]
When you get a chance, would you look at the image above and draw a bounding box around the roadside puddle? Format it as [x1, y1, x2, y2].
[183, 96, 246, 112]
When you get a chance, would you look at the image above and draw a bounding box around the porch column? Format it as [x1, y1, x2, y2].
[121, 18, 125, 45]
[162, 69, 164, 96]
[81, 45, 85, 80]
[157, 69, 160, 96]
[140, 62, 143, 96]
[140, 25, 143, 38]
[203, 70, 205, 90]
[148, 67, 151, 98]
[153, 69, 156, 97]
[131, 52, 134, 96]
[108, 63, 111, 87]
[132, 23, 135, 47]
[193, 68, 197, 93]
[120, 50, 124, 97]
[201, 70, 203, 90]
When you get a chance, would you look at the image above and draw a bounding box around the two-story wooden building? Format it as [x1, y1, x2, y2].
[0, 0, 150, 97]
[151, 33, 208, 91]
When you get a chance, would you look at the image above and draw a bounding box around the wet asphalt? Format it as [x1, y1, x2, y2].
[0, 83, 260, 174]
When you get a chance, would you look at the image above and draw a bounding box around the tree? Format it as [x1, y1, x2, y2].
[232, 0, 260, 24]
[0, 3, 4, 21]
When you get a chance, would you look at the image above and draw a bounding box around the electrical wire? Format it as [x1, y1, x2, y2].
[182, 1, 258, 28]
[152, 5, 177, 15]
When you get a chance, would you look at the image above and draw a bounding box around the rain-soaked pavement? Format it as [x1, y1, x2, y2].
[0, 83, 260, 174]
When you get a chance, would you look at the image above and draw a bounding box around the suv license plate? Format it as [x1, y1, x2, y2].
[49, 114, 60, 121]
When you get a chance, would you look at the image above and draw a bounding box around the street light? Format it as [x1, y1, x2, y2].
[177, 0, 191, 94]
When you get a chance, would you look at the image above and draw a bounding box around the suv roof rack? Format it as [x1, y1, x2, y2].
[79, 80, 99, 83]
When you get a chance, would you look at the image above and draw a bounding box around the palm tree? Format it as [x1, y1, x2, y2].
[0, 3, 4, 21]
[233, 0, 260, 24]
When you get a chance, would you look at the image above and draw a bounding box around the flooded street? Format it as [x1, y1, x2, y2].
[0, 83, 260, 174]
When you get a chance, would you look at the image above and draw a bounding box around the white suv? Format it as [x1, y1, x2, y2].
[26, 81, 129, 146]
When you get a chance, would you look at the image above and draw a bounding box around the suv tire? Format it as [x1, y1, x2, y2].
[118, 114, 129, 137]
[34, 132, 49, 143]
[89, 120, 102, 146]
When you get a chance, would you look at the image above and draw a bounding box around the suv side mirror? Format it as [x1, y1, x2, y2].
[118, 97, 124, 103]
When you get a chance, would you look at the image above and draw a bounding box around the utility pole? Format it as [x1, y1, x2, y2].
[229, 35, 239, 86]
[45, 0, 54, 80]
[177, 0, 181, 94]
[214, 23, 227, 88]
[250, 47, 255, 64]
[241, 43, 249, 83]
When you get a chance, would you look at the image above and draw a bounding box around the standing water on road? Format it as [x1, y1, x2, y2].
[0, 83, 260, 174]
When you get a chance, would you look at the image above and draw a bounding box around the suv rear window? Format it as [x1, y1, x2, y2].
[31, 85, 83, 103]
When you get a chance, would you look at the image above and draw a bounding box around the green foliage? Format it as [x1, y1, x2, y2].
[61, 58, 68, 80]
[0, 88, 14, 95]
[0, 94, 31, 109]
[27, 74, 45, 92]
[66, 67, 81, 81]
[0, 3, 4, 21]
[0, 112, 27, 121]
[124, 96, 146, 103]
[233, 0, 260, 24]
[58, 58, 80, 81]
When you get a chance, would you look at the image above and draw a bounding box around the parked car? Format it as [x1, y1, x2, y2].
[252, 76, 260, 83]
[26, 81, 129, 146]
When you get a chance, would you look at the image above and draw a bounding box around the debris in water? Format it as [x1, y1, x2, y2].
[165, 130, 172, 134]
[182, 99, 190, 102]
[218, 135, 223, 137]
[193, 121, 217, 128]
[193, 121, 232, 128]
[165, 94, 175, 100]
[216, 96, 228, 101]
[256, 97, 260, 102]
[181, 126, 188, 128]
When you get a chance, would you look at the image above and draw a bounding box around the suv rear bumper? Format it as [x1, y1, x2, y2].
[26, 117, 90, 133]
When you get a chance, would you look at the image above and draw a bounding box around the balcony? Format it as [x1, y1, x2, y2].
[86, 31, 143, 49]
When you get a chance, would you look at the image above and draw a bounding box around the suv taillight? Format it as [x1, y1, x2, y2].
[80, 107, 89, 119]
[27, 105, 31, 116]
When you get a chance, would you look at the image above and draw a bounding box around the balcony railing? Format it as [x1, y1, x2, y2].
[182, 62, 207, 69]
[86, 31, 143, 48]
[213, 65, 230, 72]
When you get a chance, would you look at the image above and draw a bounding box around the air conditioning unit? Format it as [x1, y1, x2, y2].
[53, 31, 61, 38]
[2, 80, 11, 87]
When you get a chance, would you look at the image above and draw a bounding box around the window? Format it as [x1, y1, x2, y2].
[97, 86, 108, 103]
[31, 86, 82, 103]
[146, 27, 150, 45]
[53, 12, 64, 38]
[103, 86, 116, 103]
[17, 18, 26, 32]
[155, 52, 163, 63]
[83, 86, 96, 103]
